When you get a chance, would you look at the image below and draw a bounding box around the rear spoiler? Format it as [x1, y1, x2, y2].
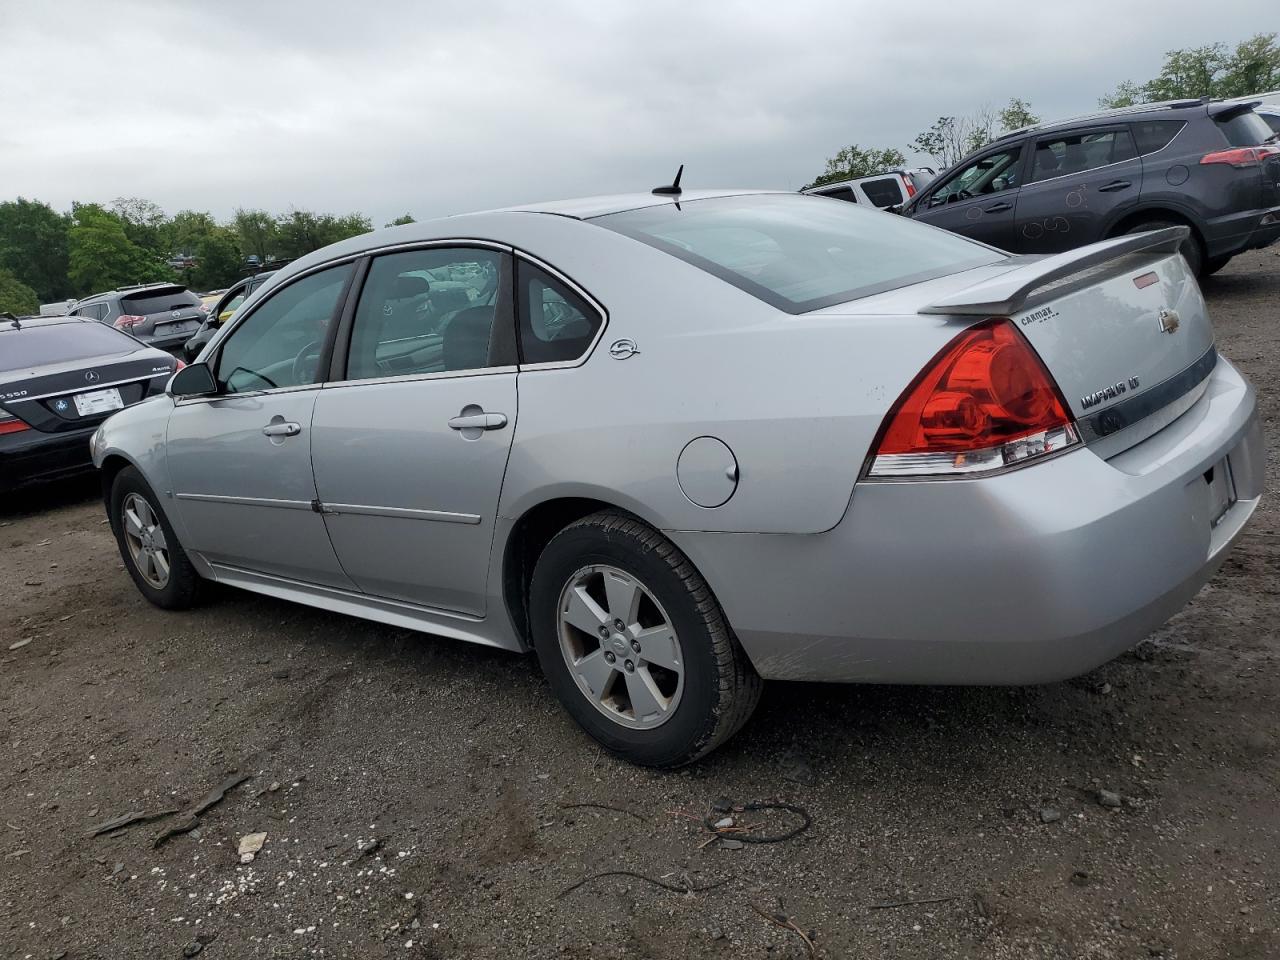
[921, 226, 1189, 316]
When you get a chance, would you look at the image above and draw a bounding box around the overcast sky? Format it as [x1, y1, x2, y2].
[0, 0, 1273, 225]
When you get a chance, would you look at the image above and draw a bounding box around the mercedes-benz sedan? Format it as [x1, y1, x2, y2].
[90, 190, 1263, 766]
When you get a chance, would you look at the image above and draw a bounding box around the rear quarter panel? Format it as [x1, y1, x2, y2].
[490, 215, 975, 534]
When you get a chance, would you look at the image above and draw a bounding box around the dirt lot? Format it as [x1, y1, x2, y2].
[2, 249, 1278, 960]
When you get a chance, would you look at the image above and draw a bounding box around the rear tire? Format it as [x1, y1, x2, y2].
[1123, 219, 1204, 276]
[109, 465, 204, 610]
[1201, 255, 1232, 276]
[529, 511, 762, 767]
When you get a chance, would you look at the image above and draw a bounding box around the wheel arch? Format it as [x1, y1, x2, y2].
[98, 451, 140, 507]
[1106, 205, 1207, 252]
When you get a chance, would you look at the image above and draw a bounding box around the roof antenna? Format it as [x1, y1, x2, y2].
[652, 164, 684, 196]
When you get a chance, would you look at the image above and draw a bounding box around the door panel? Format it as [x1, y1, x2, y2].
[166, 391, 355, 588]
[311, 373, 517, 615]
[911, 146, 1025, 250]
[1014, 127, 1143, 255]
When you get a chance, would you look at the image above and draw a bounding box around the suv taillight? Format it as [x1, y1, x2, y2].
[865, 318, 1079, 479]
[114, 314, 146, 330]
[1200, 146, 1280, 168]
[900, 173, 917, 198]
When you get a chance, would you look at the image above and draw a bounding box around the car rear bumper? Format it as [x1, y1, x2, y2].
[0, 425, 97, 492]
[1203, 204, 1280, 257]
[671, 357, 1264, 684]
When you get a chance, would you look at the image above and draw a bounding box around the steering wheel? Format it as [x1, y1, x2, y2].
[292, 340, 323, 384]
[950, 189, 973, 203]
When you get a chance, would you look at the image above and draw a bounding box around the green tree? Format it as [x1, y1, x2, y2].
[0, 268, 39, 315]
[386, 213, 416, 227]
[192, 227, 245, 291]
[233, 208, 277, 264]
[1100, 32, 1280, 106]
[804, 145, 909, 190]
[274, 210, 373, 259]
[0, 198, 71, 302]
[998, 98, 1040, 132]
[111, 197, 167, 254]
[68, 203, 170, 295]
[912, 100, 1038, 167]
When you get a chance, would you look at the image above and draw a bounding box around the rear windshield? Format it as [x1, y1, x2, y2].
[120, 288, 201, 315]
[1215, 109, 1274, 147]
[0, 323, 137, 372]
[593, 194, 1003, 313]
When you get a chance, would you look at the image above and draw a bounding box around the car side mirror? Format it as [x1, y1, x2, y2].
[169, 362, 217, 398]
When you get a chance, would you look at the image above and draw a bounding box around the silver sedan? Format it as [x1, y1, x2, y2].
[90, 190, 1264, 766]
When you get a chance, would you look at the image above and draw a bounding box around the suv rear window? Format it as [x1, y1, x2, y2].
[120, 288, 201, 315]
[1214, 109, 1273, 147]
[0, 323, 137, 372]
[595, 194, 1004, 314]
[859, 177, 904, 208]
[1130, 120, 1185, 155]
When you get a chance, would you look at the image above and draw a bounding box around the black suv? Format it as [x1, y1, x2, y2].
[901, 99, 1280, 276]
[70, 283, 206, 353]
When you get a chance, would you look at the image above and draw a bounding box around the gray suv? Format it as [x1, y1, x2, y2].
[70, 283, 206, 353]
[902, 98, 1280, 276]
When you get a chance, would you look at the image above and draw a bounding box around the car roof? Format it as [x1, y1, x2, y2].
[480, 189, 780, 221]
[0, 315, 94, 333]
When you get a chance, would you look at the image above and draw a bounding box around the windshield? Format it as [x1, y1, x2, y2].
[594, 194, 1003, 313]
[0, 323, 137, 372]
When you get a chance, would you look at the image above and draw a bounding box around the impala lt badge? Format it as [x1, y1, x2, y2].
[1082, 376, 1140, 410]
[1158, 308, 1180, 334]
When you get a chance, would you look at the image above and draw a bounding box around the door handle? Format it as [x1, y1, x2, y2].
[984, 201, 1013, 212]
[1098, 180, 1132, 193]
[262, 421, 301, 437]
[448, 412, 508, 431]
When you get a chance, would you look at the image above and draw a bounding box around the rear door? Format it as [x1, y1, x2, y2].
[1014, 126, 1143, 254]
[311, 245, 517, 616]
[910, 144, 1025, 249]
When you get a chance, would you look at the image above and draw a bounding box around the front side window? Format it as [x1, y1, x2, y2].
[595, 194, 1002, 314]
[928, 148, 1023, 206]
[346, 247, 506, 380]
[516, 262, 602, 364]
[1029, 129, 1136, 182]
[215, 264, 351, 394]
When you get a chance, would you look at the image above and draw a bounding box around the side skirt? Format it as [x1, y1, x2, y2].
[205, 561, 520, 652]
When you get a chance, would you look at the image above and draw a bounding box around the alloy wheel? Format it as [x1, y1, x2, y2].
[556, 564, 684, 729]
[121, 492, 171, 589]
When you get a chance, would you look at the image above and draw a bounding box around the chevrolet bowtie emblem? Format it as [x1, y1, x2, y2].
[1158, 308, 1180, 334]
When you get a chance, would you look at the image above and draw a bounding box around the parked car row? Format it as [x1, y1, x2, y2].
[811, 98, 1280, 277]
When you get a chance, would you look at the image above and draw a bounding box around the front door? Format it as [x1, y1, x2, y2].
[311, 245, 517, 616]
[166, 262, 356, 588]
[911, 144, 1025, 250]
[1013, 126, 1143, 255]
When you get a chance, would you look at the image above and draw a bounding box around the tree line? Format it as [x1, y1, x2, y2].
[0, 199, 417, 315]
[804, 32, 1279, 190]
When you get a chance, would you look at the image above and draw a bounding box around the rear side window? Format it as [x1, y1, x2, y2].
[815, 186, 857, 203]
[0, 324, 136, 372]
[1029, 129, 1136, 182]
[596, 194, 1003, 314]
[1131, 120, 1185, 155]
[120, 289, 201, 315]
[1215, 109, 1274, 147]
[516, 262, 602, 365]
[859, 177, 904, 208]
[75, 302, 108, 322]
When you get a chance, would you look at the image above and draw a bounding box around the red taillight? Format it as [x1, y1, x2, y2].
[1200, 146, 1280, 168]
[114, 314, 146, 330]
[866, 318, 1079, 478]
[0, 416, 30, 435]
[900, 174, 917, 198]
[173, 359, 186, 371]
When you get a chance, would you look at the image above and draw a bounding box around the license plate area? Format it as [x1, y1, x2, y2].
[1205, 456, 1237, 528]
[73, 387, 124, 417]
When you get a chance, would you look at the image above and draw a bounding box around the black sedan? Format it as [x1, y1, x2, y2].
[0, 315, 181, 492]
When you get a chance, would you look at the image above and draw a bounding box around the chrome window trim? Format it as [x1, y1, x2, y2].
[19, 372, 169, 403]
[172, 382, 319, 407]
[513, 249, 610, 371]
[322, 364, 518, 391]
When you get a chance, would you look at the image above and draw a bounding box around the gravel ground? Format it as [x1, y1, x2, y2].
[2, 248, 1277, 960]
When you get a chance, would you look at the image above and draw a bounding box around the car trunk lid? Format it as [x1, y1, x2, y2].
[920, 227, 1216, 457]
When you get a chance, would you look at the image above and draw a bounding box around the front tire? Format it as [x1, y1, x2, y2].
[109, 466, 204, 610]
[529, 511, 761, 767]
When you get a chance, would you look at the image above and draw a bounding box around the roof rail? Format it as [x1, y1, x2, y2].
[115, 280, 179, 292]
[989, 98, 1208, 144]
